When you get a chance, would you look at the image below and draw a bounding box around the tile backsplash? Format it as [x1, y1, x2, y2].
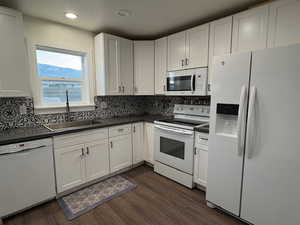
[0, 96, 210, 130]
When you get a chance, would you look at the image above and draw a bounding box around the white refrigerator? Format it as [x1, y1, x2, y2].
[206, 44, 300, 225]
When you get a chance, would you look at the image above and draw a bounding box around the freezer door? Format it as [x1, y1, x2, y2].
[241, 44, 300, 225]
[206, 53, 251, 216]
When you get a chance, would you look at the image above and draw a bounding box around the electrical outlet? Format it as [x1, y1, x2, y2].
[19, 104, 27, 115]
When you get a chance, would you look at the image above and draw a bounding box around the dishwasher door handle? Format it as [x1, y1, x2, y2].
[0, 145, 47, 156]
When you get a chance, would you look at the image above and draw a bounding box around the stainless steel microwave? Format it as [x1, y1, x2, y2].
[166, 68, 208, 96]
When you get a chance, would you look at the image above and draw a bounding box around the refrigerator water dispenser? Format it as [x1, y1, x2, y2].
[215, 104, 239, 137]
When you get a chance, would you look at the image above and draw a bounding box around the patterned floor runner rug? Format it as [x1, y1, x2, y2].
[58, 175, 137, 220]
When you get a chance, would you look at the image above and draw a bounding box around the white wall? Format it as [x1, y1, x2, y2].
[23, 16, 96, 113]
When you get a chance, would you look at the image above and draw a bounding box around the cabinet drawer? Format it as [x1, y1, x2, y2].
[109, 124, 132, 137]
[54, 128, 108, 149]
[195, 132, 208, 150]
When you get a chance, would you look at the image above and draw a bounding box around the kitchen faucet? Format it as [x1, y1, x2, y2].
[65, 90, 71, 122]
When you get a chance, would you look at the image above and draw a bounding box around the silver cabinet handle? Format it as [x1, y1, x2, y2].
[118, 86, 122, 93]
[246, 86, 257, 159]
[181, 59, 185, 67]
[237, 85, 247, 156]
[200, 137, 208, 141]
[122, 86, 125, 93]
[81, 148, 85, 157]
[185, 58, 189, 66]
[86, 147, 90, 155]
[133, 125, 136, 133]
[118, 128, 124, 132]
[163, 85, 166, 92]
[110, 141, 113, 148]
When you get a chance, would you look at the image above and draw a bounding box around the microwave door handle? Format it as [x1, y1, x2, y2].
[191, 74, 195, 92]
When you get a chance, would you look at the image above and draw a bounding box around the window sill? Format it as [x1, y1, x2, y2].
[34, 104, 95, 114]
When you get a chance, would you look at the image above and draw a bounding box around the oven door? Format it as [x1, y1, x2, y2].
[154, 125, 194, 174]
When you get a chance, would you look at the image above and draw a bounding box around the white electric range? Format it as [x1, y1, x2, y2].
[154, 104, 210, 188]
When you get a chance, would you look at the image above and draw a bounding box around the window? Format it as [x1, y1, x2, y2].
[34, 46, 91, 108]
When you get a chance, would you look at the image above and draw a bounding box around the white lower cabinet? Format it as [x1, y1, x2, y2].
[194, 149, 208, 187]
[193, 132, 209, 188]
[144, 122, 155, 164]
[55, 144, 86, 193]
[54, 128, 110, 193]
[109, 134, 132, 173]
[54, 122, 154, 194]
[132, 122, 144, 164]
[85, 140, 110, 182]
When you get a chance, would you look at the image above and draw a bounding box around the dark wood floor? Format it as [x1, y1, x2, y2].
[4, 165, 246, 225]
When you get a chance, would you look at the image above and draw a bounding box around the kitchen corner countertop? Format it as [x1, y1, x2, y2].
[0, 114, 170, 146]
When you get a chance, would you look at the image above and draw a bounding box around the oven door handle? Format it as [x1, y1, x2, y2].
[155, 125, 194, 135]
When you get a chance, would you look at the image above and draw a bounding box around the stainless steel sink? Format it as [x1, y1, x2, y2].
[45, 120, 102, 131]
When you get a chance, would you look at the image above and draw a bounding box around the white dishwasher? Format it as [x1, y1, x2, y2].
[0, 138, 56, 218]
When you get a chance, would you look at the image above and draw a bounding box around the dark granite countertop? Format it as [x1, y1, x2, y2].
[0, 114, 171, 146]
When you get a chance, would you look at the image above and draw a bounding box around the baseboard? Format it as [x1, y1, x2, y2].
[144, 161, 154, 167]
[195, 184, 206, 192]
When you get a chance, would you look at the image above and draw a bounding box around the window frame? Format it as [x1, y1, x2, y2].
[29, 44, 95, 113]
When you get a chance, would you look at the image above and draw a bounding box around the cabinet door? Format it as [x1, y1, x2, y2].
[186, 24, 209, 68]
[208, 16, 233, 93]
[232, 5, 269, 53]
[0, 7, 30, 97]
[155, 37, 167, 95]
[120, 38, 134, 95]
[134, 41, 155, 95]
[109, 134, 132, 173]
[55, 144, 86, 193]
[144, 122, 155, 164]
[132, 123, 144, 164]
[167, 31, 186, 71]
[85, 140, 109, 182]
[95, 33, 121, 95]
[193, 149, 208, 187]
[268, 0, 300, 48]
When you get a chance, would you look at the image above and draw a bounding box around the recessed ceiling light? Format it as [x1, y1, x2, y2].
[117, 9, 132, 17]
[65, 12, 78, 20]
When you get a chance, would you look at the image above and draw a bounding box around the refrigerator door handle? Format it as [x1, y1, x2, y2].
[246, 86, 257, 159]
[237, 85, 247, 156]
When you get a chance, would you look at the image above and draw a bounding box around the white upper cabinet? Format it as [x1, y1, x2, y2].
[120, 38, 134, 95]
[168, 24, 209, 71]
[133, 41, 155, 95]
[168, 31, 186, 71]
[95, 33, 133, 96]
[155, 37, 167, 95]
[268, 0, 300, 48]
[0, 7, 30, 97]
[232, 5, 269, 53]
[208, 16, 233, 93]
[186, 24, 209, 69]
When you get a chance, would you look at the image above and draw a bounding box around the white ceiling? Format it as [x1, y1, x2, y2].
[2, 0, 265, 39]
